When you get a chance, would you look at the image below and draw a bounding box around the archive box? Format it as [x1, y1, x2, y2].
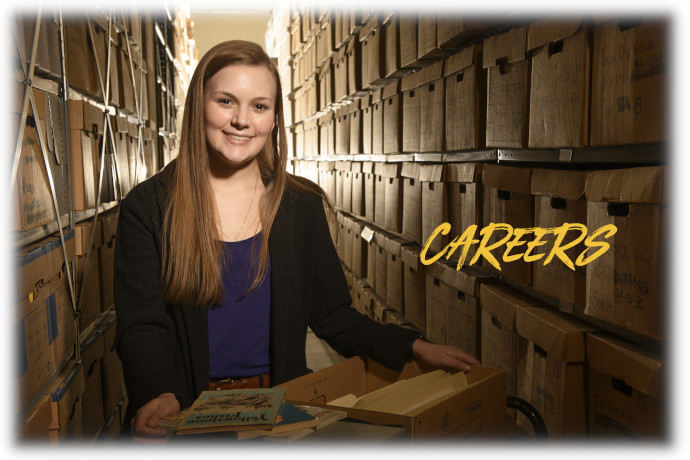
[382, 80, 403, 154]
[280, 356, 507, 439]
[445, 163, 483, 267]
[530, 168, 588, 308]
[527, 19, 591, 148]
[590, 19, 668, 146]
[516, 306, 598, 438]
[44, 360, 85, 442]
[400, 244, 427, 332]
[584, 166, 667, 339]
[482, 26, 530, 148]
[400, 162, 422, 245]
[587, 332, 665, 439]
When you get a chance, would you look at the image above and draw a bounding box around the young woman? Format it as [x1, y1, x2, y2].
[114, 40, 480, 439]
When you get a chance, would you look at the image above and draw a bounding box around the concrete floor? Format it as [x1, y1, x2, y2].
[305, 328, 344, 371]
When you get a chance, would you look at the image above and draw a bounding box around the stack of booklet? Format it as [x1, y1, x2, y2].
[158, 388, 347, 441]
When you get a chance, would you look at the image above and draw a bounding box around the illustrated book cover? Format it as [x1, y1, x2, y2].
[237, 401, 319, 440]
[175, 387, 286, 435]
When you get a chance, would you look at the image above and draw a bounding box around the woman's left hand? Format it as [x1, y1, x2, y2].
[412, 339, 481, 372]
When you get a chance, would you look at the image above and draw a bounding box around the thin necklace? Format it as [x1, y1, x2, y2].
[233, 173, 258, 241]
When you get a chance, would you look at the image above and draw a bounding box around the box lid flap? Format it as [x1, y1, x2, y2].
[483, 26, 527, 68]
[444, 162, 482, 183]
[370, 87, 383, 104]
[400, 244, 423, 270]
[336, 161, 352, 172]
[516, 306, 597, 362]
[374, 231, 405, 256]
[480, 283, 543, 329]
[531, 168, 587, 200]
[382, 80, 401, 99]
[359, 14, 381, 40]
[419, 164, 445, 182]
[425, 259, 493, 296]
[585, 166, 666, 203]
[586, 333, 663, 399]
[443, 44, 481, 77]
[482, 164, 531, 194]
[400, 162, 421, 179]
[527, 18, 585, 52]
[318, 161, 336, 171]
[400, 60, 444, 91]
[375, 162, 401, 178]
[362, 161, 374, 173]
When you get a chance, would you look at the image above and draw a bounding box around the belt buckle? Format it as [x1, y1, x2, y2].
[215, 378, 240, 389]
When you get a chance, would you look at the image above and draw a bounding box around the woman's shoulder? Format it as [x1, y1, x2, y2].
[282, 175, 325, 210]
[120, 162, 174, 212]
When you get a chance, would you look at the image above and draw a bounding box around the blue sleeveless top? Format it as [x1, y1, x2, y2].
[208, 232, 271, 379]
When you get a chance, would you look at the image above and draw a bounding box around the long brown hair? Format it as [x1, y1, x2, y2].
[162, 40, 330, 307]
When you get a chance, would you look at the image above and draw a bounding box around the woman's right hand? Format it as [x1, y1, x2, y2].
[131, 392, 180, 440]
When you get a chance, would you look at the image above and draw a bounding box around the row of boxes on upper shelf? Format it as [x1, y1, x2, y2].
[20, 310, 128, 443]
[16, 210, 120, 418]
[341, 260, 663, 439]
[10, 83, 163, 233]
[288, 13, 666, 153]
[295, 159, 667, 341]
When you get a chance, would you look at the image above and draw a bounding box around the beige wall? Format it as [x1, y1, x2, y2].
[190, 12, 273, 60]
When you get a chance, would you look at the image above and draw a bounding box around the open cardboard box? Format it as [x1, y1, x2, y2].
[278, 356, 507, 439]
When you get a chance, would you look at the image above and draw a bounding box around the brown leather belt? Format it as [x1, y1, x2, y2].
[209, 372, 271, 390]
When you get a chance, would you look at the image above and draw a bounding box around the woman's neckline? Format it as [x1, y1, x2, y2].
[221, 231, 262, 245]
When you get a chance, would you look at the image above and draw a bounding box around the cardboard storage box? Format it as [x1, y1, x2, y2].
[400, 67, 422, 153]
[318, 162, 336, 204]
[348, 215, 368, 279]
[64, 19, 104, 98]
[347, 37, 364, 97]
[100, 312, 127, 421]
[80, 328, 105, 439]
[74, 222, 103, 333]
[280, 356, 507, 439]
[590, 19, 668, 146]
[445, 163, 483, 267]
[437, 17, 491, 51]
[482, 164, 533, 286]
[373, 162, 401, 230]
[14, 11, 62, 79]
[425, 260, 493, 357]
[480, 283, 537, 411]
[99, 211, 119, 312]
[361, 94, 373, 154]
[363, 162, 376, 222]
[382, 12, 412, 78]
[343, 169, 353, 213]
[418, 61, 445, 152]
[317, 56, 333, 112]
[335, 161, 350, 209]
[333, 44, 348, 102]
[13, 121, 56, 232]
[382, 80, 403, 154]
[400, 162, 422, 244]
[335, 105, 350, 156]
[527, 19, 591, 148]
[516, 306, 597, 438]
[371, 88, 384, 154]
[483, 26, 530, 148]
[318, 111, 334, 157]
[20, 394, 53, 440]
[360, 15, 388, 89]
[351, 162, 365, 218]
[586, 332, 665, 439]
[401, 245, 427, 332]
[351, 276, 374, 319]
[373, 232, 407, 314]
[398, 15, 419, 69]
[419, 164, 447, 254]
[584, 166, 667, 339]
[530, 169, 588, 308]
[45, 359, 85, 442]
[349, 99, 364, 155]
[444, 44, 487, 151]
[69, 129, 100, 211]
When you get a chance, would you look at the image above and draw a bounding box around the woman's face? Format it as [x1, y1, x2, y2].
[204, 64, 276, 171]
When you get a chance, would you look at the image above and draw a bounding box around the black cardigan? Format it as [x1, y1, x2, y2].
[113, 164, 420, 429]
